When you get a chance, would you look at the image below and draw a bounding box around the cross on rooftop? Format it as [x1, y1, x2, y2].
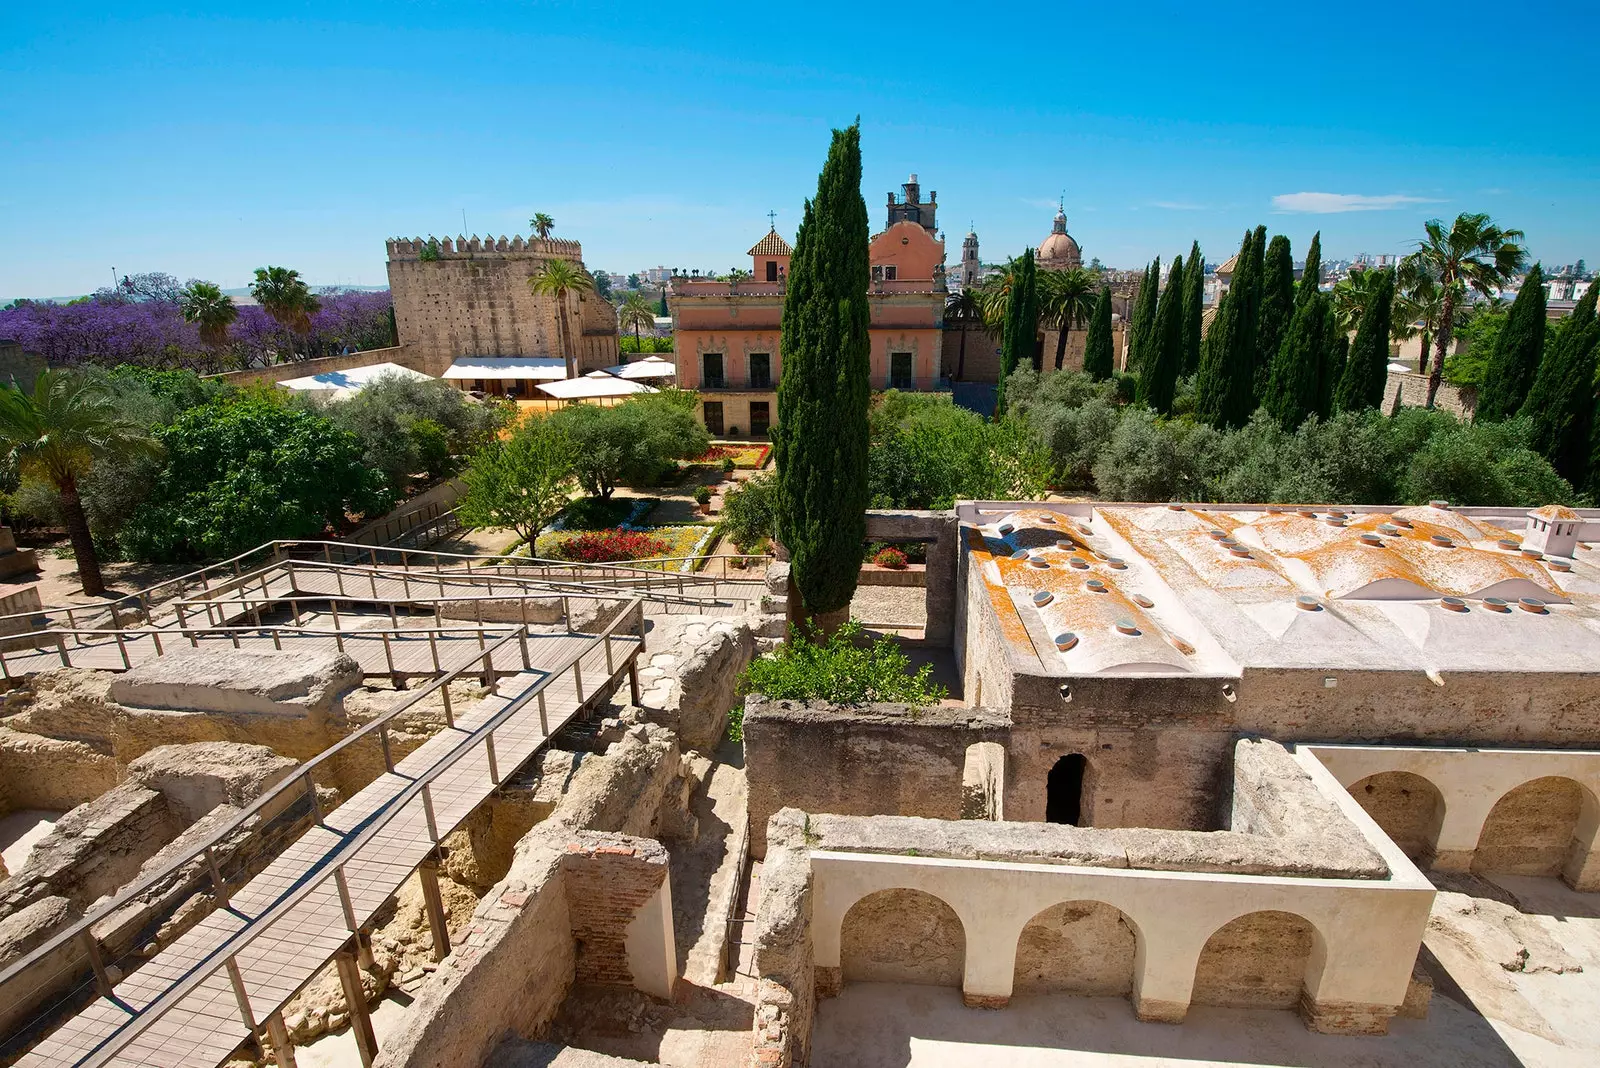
[767, 209, 777, 229]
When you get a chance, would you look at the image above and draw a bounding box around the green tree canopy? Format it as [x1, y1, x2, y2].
[1195, 228, 1263, 428]
[1082, 287, 1114, 381]
[121, 392, 390, 561]
[1298, 232, 1322, 307]
[997, 249, 1040, 411]
[1255, 235, 1296, 395]
[1136, 256, 1185, 414]
[1519, 281, 1599, 485]
[1335, 267, 1395, 413]
[1181, 241, 1204, 377]
[1126, 258, 1160, 373]
[457, 416, 576, 546]
[1476, 264, 1547, 422]
[773, 122, 872, 621]
[548, 391, 709, 499]
[1263, 291, 1331, 430]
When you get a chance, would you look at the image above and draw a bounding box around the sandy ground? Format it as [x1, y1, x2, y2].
[810, 874, 1600, 1068]
[295, 992, 414, 1068]
[21, 540, 197, 607]
[0, 809, 61, 872]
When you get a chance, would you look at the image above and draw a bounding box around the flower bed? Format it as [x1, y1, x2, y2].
[535, 524, 712, 570]
[547, 528, 671, 564]
[697, 443, 771, 469]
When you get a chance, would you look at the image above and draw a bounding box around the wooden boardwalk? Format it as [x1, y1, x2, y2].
[17, 628, 638, 1068]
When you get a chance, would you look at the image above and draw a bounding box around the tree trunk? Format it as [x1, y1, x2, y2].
[58, 477, 105, 597]
[559, 294, 576, 379]
[1054, 322, 1069, 371]
[1417, 330, 1431, 377]
[1427, 292, 1456, 408]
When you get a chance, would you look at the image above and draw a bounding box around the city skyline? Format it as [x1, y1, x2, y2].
[3, 2, 1597, 297]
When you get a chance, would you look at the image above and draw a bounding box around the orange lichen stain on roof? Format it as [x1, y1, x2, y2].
[1389, 505, 1498, 541]
[967, 527, 1037, 651]
[1532, 504, 1581, 521]
[1289, 521, 1558, 599]
[1245, 513, 1349, 556]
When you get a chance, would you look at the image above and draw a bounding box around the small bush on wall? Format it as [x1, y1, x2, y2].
[740, 620, 947, 705]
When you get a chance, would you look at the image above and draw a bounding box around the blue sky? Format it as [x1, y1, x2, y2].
[3, 1, 1598, 297]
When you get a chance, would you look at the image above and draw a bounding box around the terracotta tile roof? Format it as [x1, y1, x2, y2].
[747, 228, 793, 257]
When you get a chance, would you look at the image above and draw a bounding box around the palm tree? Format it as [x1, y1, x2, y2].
[249, 266, 320, 361]
[1394, 263, 1444, 374]
[1040, 267, 1097, 371]
[944, 288, 983, 381]
[529, 258, 594, 379]
[179, 281, 238, 353]
[530, 213, 555, 240]
[1403, 213, 1527, 407]
[0, 371, 157, 596]
[617, 291, 657, 360]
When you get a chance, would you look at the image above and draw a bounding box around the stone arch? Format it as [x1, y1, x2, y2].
[840, 888, 966, 987]
[1191, 910, 1320, 1010]
[1349, 771, 1445, 861]
[1012, 899, 1139, 997]
[1474, 776, 1596, 877]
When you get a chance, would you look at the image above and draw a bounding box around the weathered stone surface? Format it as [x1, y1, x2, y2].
[0, 895, 85, 1037]
[485, 1040, 654, 1067]
[110, 648, 360, 718]
[0, 724, 117, 812]
[749, 810, 816, 1068]
[126, 741, 299, 823]
[635, 616, 755, 751]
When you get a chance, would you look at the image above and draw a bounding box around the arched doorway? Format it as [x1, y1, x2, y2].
[1191, 911, 1317, 1010]
[1474, 776, 1587, 877]
[1012, 900, 1137, 997]
[840, 888, 965, 986]
[1350, 771, 1445, 862]
[1047, 754, 1088, 825]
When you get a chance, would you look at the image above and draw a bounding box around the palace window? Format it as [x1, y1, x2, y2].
[890, 352, 914, 389]
[702, 352, 725, 389]
[750, 401, 771, 438]
[703, 401, 725, 436]
[748, 353, 771, 390]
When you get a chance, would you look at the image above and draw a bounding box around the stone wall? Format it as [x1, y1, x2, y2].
[1383, 368, 1475, 417]
[632, 616, 755, 752]
[386, 238, 619, 378]
[863, 510, 958, 647]
[0, 726, 118, 813]
[747, 810, 815, 1068]
[1471, 776, 1584, 876]
[0, 339, 46, 393]
[206, 345, 422, 388]
[1189, 910, 1314, 1009]
[839, 888, 964, 986]
[1012, 900, 1135, 996]
[743, 698, 1010, 858]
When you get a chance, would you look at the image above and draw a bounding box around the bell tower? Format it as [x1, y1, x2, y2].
[961, 229, 981, 287]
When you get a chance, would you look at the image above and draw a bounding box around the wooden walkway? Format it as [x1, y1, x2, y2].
[18, 628, 638, 1068]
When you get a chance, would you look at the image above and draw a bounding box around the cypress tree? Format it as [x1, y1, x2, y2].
[773, 122, 871, 622]
[1256, 235, 1296, 396]
[1298, 232, 1322, 307]
[1137, 256, 1186, 414]
[1520, 282, 1600, 485]
[1476, 263, 1547, 422]
[997, 249, 1039, 413]
[1082, 287, 1114, 380]
[1316, 301, 1347, 419]
[658, 289, 669, 317]
[1262, 291, 1328, 430]
[1127, 259, 1160, 373]
[1334, 267, 1394, 412]
[1181, 240, 1204, 377]
[1194, 229, 1263, 428]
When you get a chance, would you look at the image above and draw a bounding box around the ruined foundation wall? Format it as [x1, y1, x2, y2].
[1012, 900, 1136, 996]
[743, 697, 1010, 858]
[748, 810, 816, 1068]
[839, 888, 964, 986]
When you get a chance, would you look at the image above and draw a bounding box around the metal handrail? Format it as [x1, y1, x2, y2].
[72, 603, 643, 1067]
[0, 598, 643, 1012]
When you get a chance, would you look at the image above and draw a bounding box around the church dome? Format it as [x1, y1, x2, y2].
[1038, 208, 1081, 269]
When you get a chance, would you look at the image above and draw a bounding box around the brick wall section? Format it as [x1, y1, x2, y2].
[560, 832, 669, 987]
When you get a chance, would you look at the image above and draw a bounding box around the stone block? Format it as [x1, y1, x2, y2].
[126, 741, 300, 823]
[0, 895, 86, 1037]
[110, 648, 360, 719]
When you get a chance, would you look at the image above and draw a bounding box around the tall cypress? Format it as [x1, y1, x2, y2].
[1334, 267, 1394, 412]
[1195, 229, 1263, 428]
[1476, 263, 1547, 422]
[1262, 291, 1328, 430]
[1136, 256, 1186, 413]
[1126, 259, 1160, 373]
[1256, 235, 1296, 396]
[1298, 232, 1322, 307]
[997, 249, 1039, 412]
[773, 122, 871, 621]
[1181, 240, 1204, 377]
[1082, 287, 1114, 380]
[1316, 300, 1347, 419]
[1520, 281, 1600, 485]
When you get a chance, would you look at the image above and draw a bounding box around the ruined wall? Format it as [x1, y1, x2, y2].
[743, 698, 1010, 858]
[560, 833, 670, 989]
[1348, 772, 1444, 861]
[1190, 910, 1315, 1009]
[1012, 900, 1135, 996]
[1472, 776, 1585, 876]
[386, 237, 618, 378]
[748, 810, 816, 1068]
[633, 616, 756, 752]
[1384, 368, 1474, 417]
[839, 888, 964, 986]
[0, 726, 118, 813]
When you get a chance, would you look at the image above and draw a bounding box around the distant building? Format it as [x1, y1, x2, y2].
[959, 229, 982, 290]
[1036, 204, 1083, 271]
[672, 175, 949, 438]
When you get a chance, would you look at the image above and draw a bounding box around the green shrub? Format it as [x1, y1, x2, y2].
[619, 335, 674, 354]
[560, 495, 656, 530]
[718, 472, 777, 552]
[693, 485, 712, 506]
[740, 620, 948, 705]
[549, 391, 709, 499]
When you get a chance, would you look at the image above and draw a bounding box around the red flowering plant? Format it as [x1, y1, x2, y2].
[551, 528, 672, 564]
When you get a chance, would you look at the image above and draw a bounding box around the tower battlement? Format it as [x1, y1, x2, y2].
[387, 234, 585, 261]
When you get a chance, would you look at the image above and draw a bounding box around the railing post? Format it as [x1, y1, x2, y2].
[629, 660, 641, 705]
[114, 631, 131, 670]
[80, 929, 113, 997]
[382, 632, 396, 683]
[484, 649, 496, 694]
[418, 854, 452, 961]
[574, 660, 585, 703]
[422, 783, 440, 842]
[206, 845, 231, 907]
[334, 947, 378, 1068]
[304, 771, 324, 825]
[485, 731, 500, 785]
[55, 632, 70, 668]
[604, 631, 614, 674]
[428, 630, 441, 672]
[225, 956, 259, 1037]
[265, 1011, 298, 1068]
[518, 627, 530, 670]
[538, 689, 548, 735]
[441, 683, 454, 728]
[379, 724, 394, 773]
